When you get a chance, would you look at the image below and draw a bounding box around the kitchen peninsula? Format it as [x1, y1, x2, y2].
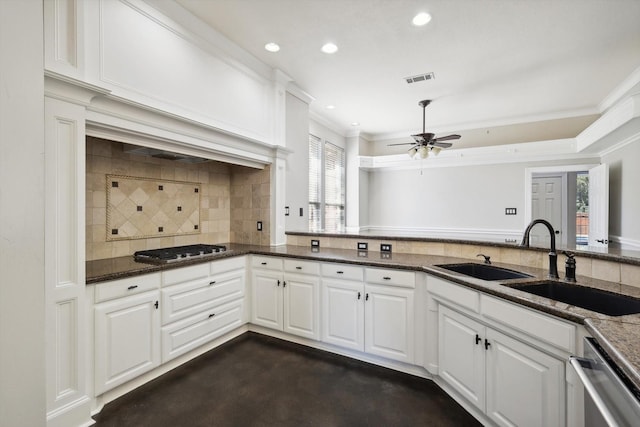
[85, 232, 640, 426]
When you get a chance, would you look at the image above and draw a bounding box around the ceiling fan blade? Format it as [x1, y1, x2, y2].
[431, 142, 453, 148]
[432, 134, 461, 142]
[387, 142, 416, 146]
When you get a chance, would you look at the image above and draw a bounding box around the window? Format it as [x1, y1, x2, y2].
[309, 134, 345, 232]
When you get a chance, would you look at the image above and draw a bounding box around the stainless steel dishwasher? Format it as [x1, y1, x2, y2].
[570, 338, 640, 427]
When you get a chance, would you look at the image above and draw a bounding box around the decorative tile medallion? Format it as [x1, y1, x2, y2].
[106, 174, 200, 241]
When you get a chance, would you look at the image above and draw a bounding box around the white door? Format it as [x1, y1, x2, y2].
[364, 284, 414, 364]
[251, 270, 283, 330]
[283, 273, 320, 340]
[438, 306, 485, 411]
[94, 291, 161, 395]
[322, 279, 365, 351]
[588, 163, 609, 247]
[531, 175, 563, 246]
[485, 329, 564, 427]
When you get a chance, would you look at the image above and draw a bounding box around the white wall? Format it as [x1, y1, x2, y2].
[365, 159, 591, 239]
[604, 139, 640, 247]
[0, 1, 46, 425]
[285, 92, 311, 231]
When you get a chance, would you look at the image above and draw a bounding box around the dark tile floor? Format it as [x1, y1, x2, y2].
[93, 332, 480, 426]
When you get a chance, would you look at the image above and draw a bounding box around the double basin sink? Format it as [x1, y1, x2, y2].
[437, 263, 640, 317]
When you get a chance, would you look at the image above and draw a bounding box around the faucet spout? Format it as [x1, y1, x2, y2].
[520, 219, 559, 279]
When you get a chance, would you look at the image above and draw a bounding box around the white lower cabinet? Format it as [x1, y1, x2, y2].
[322, 264, 415, 364]
[438, 305, 565, 427]
[251, 256, 320, 340]
[161, 257, 246, 362]
[94, 289, 161, 395]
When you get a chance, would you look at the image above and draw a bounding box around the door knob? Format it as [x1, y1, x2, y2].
[596, 239, 609, 244]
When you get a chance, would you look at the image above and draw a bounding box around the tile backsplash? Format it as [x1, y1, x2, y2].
[86, 137, 271, 260]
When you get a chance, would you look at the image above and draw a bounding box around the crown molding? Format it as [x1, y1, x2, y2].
[599, 65, 640, 113]
[359, 139, 600, 171]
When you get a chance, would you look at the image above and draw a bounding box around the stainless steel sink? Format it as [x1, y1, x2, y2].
[436, 263, 534, 281]
[508, 281, 640, 316]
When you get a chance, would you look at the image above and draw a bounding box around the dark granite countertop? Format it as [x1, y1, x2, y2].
[86, 243, 640, 391]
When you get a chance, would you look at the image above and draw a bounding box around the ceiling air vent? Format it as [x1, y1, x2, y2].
[404, 72, 435, 84]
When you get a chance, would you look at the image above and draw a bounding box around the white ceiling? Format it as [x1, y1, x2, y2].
[175, 0, 640, 148]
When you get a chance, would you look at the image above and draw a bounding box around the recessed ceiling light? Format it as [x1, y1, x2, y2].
[326, 105, 336, 110]
[412, 12, 432, 26]
[351, 122, 360, 127]
[321, 43, 338, 54]
[264, 42, 280, 52]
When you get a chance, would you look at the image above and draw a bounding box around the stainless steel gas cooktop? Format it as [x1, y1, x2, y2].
[134, 244, 227, 264]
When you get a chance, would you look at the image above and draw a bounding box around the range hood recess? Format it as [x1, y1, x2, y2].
[122, 143, 210, 164]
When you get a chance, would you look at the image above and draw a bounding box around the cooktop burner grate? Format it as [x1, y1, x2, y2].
[134, 244, 227, 264]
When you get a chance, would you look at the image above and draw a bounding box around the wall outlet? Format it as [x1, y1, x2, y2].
[311, 239, 320, 248]
[256, 221, 262, 231]
[380, 244, 392, 253]
[285, 206, 289, 216]
[299, 207, 303, 216]
[357, 242, 368, 250]
[505, 208, 517, 215]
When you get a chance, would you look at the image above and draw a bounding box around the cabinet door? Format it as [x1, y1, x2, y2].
[438, 305, 485, 411]
[251, 270, 283, 330]
[94, 291, 160, 395]
[322, 279, 364, 351]
[364, 284, 414, 363]
[283, 273, 320, 340]
[485, 329, 564, 427]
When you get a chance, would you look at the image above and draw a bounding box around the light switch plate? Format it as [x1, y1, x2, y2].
[505, 208, 517, 215]
[311, 239, 320, 248]
[357, 242, 368, 250]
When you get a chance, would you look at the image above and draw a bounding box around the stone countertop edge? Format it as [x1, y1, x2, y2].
[86, 244, 640, 391]
[286, 231, 640, 266]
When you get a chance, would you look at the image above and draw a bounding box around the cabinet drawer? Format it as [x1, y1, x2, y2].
[284, 259, 320, 275]
[161, 299, 244, 363]
[210, 256, 245, 275]
[480, 294, 576, 353]
[321, 263, 363, 281]
[427, 276, 480, 313]
[162, 270, 245, 325]
[94, 272, 161, 303]
[163, 263, 210, 287]
[251, 256, 283, 271]
[365, 268, 415, 288]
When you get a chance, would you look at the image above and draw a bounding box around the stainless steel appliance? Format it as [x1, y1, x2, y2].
[134, 244, 227, 264]
[570, 338, 640, 427]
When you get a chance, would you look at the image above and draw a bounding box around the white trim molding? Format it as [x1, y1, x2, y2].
[610, 235, 640, 251]
[359, 139, 599, 171]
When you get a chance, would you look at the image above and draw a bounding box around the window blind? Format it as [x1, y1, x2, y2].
[323, 142, 345, 232]
[308, 135, 322, 231]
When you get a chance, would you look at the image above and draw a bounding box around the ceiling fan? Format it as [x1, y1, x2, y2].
[388, 99, 461, 158]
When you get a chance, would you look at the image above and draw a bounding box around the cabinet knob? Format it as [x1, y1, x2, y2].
[283, 281, 286, 288]
[277, 280, 280, 287]
[209, 313, 215, 318]
[154, 301, 159, 309]
[296, 266, 302, 270]
[484, 339, 491, 350]
[383, 276, 391, 280]
[365, 293, 369, 301]
[357, 292, 361, 300]
[127, 285, 138, 290]
[209, 281, 216, 286]
[475, 334, 481, 345]
[337, 271, 344, 274]
[261, 262, 267, 265]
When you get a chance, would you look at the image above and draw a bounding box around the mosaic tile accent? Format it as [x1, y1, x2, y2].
[106, 174, 200, 241]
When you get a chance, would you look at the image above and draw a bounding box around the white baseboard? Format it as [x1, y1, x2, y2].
[609, 235, 640, 250]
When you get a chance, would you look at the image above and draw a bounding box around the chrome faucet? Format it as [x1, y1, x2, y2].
[520, 219, 559, 279]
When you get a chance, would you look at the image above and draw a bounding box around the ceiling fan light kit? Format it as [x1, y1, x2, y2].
[389, 99, 461, 158]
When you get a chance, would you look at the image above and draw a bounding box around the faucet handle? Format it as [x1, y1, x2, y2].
[477, 254, 491, 265]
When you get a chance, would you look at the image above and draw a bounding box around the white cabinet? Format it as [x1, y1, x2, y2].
[161, 257, 246, 362]
[321, 264, 415, 364]
[438, 305, 565, 427]
[94, 274, 162, 395]
[251, 256, 320, 340]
